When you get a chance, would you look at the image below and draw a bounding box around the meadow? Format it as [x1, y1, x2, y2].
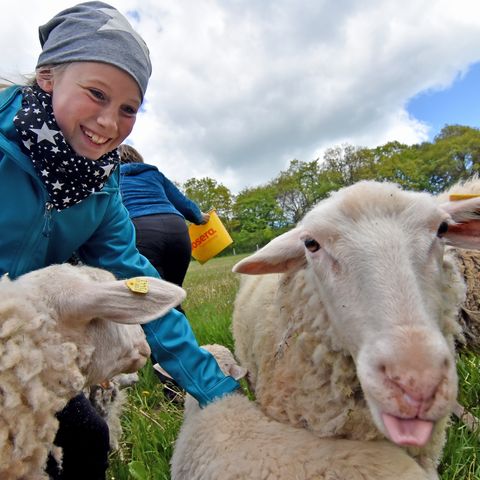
[108, 254, 479, 480]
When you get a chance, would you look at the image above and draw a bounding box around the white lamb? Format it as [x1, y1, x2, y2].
[232, 179, 480, 479]
[0, 263, 185, 480]
[171, 344, 429, 480]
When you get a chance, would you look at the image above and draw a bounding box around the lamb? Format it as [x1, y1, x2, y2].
[170, 344, 429, 480]
[232, 179, 480, 479]
[86, 372, 140, 451]
[0, 262, 185, 480]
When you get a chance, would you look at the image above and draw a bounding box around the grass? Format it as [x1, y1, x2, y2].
[108, 254, 479, 480]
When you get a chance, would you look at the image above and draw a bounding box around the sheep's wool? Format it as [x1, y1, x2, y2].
[0, 290, 83, 480]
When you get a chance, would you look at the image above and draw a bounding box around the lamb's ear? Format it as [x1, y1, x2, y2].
[61, 277, 186, 326]
[440, 197, 480, 249]
[232, 227, 306, 274]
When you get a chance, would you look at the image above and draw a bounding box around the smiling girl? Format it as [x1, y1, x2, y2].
[0, 2, 239, 479]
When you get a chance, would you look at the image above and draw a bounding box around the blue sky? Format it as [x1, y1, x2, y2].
[408, 61, 480, 140]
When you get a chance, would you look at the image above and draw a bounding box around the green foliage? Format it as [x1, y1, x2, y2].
[233, 185, 284, 231]
[230, 226, 281, 254]
[272, 158, 336, 223]
[183, 177, 234, 223]
[321, 144, 376, 186]
[439, 353, 480, 479]
[364, 126, 480, 193]
[230, 185, 286, 252]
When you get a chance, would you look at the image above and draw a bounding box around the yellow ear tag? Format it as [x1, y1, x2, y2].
[125, 277, 149, 294]
[449, 194, 480, 201]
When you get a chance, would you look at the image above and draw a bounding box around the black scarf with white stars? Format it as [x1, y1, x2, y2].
[14, 84, 119, 211]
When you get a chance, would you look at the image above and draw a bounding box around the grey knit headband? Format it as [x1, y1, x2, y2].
[37, 1, 152, 98]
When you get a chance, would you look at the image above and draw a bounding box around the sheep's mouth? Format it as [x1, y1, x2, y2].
[381, 413, 434, 447]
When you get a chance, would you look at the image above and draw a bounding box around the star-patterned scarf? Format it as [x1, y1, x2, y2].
[13, 84, 119, 211]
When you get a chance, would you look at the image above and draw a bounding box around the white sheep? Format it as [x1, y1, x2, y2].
[232, 179, 480, 479]
[0, 263, 185, 480]
[170, 344, 429, 480]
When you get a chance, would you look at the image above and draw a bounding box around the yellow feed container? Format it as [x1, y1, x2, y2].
[189, 209, 233, 264]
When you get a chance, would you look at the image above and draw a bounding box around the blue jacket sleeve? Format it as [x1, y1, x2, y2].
[78, 190, 239, 406]
[160, 174, 204, 224]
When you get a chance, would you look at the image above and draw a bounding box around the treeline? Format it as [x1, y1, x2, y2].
[182, 124, 480, 254]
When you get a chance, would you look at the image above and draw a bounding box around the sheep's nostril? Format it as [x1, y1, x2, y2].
[403, 392, 422, 408]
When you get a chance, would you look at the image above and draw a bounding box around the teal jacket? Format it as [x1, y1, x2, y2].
[0, 86, 239, 406]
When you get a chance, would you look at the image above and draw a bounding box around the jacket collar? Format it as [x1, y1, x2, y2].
[0, 86, 37, 177]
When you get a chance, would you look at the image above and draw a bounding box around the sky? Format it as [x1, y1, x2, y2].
[3, 0, 480, 194]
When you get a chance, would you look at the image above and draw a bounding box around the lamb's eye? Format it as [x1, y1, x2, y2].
[437, 221, 449, 237]
[304, 238, 320, 252]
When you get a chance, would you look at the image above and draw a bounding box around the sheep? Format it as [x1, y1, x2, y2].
[170, 344, 429, 480]
[451, 247, 480, 353]
[232, 179, 480, 479]
[0, 262, 185, 480]
[86, 372, 140, 451]
[436, 176, 480, 355]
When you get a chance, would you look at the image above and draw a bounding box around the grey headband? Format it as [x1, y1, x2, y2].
[37, 1, 152, 99]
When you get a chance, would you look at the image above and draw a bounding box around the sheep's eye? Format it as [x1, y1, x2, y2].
[304, 238, 320, 252]
[437, 221, 449, 237]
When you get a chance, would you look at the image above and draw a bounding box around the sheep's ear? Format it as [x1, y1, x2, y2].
[61, 277, 186, 326]
[440, 197, 480, 249]
[232, 228, 306, 274]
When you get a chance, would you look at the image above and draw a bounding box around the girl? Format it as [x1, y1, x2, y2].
[0, 2, 239, 478]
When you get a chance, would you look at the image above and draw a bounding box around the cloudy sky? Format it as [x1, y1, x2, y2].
[3, 0, 480, 193]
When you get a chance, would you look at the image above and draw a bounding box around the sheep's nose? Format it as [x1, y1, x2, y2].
[378, 351, 452, 415]
[387, 375, 438, 414]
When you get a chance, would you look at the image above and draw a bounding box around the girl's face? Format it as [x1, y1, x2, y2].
[37, 62, 142, 160]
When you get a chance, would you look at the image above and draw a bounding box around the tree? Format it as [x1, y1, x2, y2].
[230, 185, 286, 252]
[233, 185, 285, 232]
[272, 159, 336, 224]
[183, 177, 234, 223]
[321, 144, 375, 186]
[369, 126, 480, 194]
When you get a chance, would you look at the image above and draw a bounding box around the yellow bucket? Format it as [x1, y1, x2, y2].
[189, 209, 233, 264]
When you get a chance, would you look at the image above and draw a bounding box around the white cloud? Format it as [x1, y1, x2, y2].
[3, 0, 480, 192]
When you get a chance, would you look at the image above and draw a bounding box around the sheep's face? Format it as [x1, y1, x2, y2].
[298, 187, 460, 447]
[234, 180, 480, 448]
[82, 319, 151, 385]
[10, 263, 185, 387]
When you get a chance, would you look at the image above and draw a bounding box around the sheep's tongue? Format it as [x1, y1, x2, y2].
[382, 413, 434, 447]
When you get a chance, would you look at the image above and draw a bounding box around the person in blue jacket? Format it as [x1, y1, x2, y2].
[0, 2, 239, 479]
[119, 144, 209, 293]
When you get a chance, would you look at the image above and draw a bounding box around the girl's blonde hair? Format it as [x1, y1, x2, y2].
[0, 64, 68, 91]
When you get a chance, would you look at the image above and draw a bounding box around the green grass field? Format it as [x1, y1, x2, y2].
[108, 254, 479, 480]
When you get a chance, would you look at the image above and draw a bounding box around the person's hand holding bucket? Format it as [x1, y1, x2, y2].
[199, 212, 211, 224]
[188, 209, 233, 264]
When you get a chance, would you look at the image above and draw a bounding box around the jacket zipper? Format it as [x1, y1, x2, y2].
[42, 202, 54, 237]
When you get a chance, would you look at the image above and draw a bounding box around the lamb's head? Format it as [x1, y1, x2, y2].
[233, 180, 480, 448]
[5, 263, 185, 386]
